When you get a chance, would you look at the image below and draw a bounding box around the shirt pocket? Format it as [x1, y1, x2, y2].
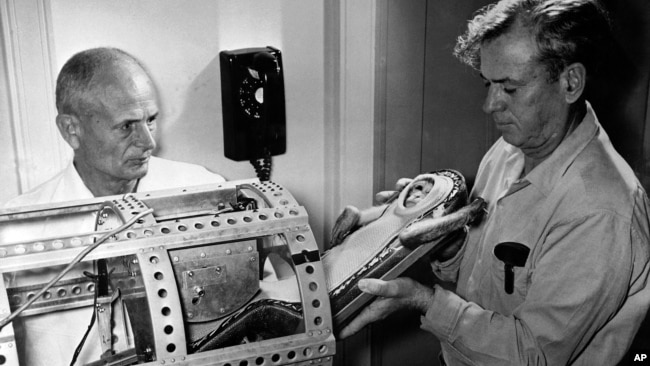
[489, 249, 533, 311]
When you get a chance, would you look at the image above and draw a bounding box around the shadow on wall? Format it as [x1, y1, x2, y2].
[591, 0, 650, 189]
[593, 1, 650, 361]
[155, 55, 254, 181]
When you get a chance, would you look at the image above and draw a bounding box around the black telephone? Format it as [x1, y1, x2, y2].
[220, 46, 286, 181]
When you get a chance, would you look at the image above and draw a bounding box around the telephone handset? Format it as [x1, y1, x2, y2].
[220, 46, 286, 181]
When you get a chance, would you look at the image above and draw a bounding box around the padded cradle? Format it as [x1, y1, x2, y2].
[189, 299, 303, 353]
[323, 169, 471, 326]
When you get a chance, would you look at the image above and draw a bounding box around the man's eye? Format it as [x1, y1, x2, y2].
[121, 123, 133, 130]
[147, 117, 157, 126]
[504, 87, 517, 94]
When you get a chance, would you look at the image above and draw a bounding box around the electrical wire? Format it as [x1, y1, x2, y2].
[250, 148, 272, 181]
[69, 273, 98, 366]
[0, 207, 154, 330]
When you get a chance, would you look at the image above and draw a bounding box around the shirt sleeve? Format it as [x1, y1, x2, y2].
[421, 211, 635, 365]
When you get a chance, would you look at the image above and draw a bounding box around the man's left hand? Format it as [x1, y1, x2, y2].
[338, 277, 435, 339]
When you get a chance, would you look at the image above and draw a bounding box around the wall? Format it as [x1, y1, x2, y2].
[1, 1, 380, 364]
[0, 30, 19, 203]
[0, 0, 70, 202]
[9, 0, 330, 245]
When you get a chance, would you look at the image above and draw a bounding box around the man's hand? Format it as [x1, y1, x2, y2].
[338, 277, 435, 339]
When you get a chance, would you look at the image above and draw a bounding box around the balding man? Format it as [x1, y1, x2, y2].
[5, 47, 224, 208]
[3, 48, 226, 365]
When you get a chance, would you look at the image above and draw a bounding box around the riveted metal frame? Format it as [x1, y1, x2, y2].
[136, 246, 187, 360]
[0, 279, 19, 365]
[0, 178, 335, 366]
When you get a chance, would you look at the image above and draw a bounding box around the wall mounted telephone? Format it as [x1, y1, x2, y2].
[220, 46, 286, 181]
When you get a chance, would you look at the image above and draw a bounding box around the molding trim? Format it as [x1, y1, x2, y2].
[323, 1, 377, 364]
[323, 0, 342, 244]
[338, 0, 377, 209]
[373, 0, 388, 196]
[324, 0, 378, 239]
[0, 0, 69, 193]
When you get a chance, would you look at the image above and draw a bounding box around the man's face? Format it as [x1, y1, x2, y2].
[480, 27, 570, 156]
[74, 64, 158, 184]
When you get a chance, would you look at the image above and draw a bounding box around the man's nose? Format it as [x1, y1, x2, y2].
[133, 122, 156, 150]
[482, 85, 506, 114]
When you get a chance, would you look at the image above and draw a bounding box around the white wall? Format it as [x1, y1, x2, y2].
[0, 40, 19, 203]
[1, 0, 378, 249]
[45, 0, 329, 243]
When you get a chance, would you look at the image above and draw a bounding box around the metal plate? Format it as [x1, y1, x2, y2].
[171, 240, 259, 322]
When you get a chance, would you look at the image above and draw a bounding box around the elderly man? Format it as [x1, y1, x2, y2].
[2, 48, 226, 365]
[5, 47, 224, 208]
[340, 1, 650, 365]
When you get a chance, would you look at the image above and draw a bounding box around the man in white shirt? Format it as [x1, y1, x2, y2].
[2, 47, 226, 365]
[5, 47, 225, 209]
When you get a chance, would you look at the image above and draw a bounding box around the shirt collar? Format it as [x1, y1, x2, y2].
[60, 160, 95, 201]
[508, 101, 599, 196]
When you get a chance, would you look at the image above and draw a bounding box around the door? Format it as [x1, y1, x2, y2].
[372, 1, 495, 365]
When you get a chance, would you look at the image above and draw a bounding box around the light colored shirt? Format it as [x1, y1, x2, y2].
[4, 156, 225, 208]
[423, 103, 650, 365]
[1, 156, 225, 366]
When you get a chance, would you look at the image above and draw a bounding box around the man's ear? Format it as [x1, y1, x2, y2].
[56, 114, 81, 149]
[560, 62, 586, 104]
